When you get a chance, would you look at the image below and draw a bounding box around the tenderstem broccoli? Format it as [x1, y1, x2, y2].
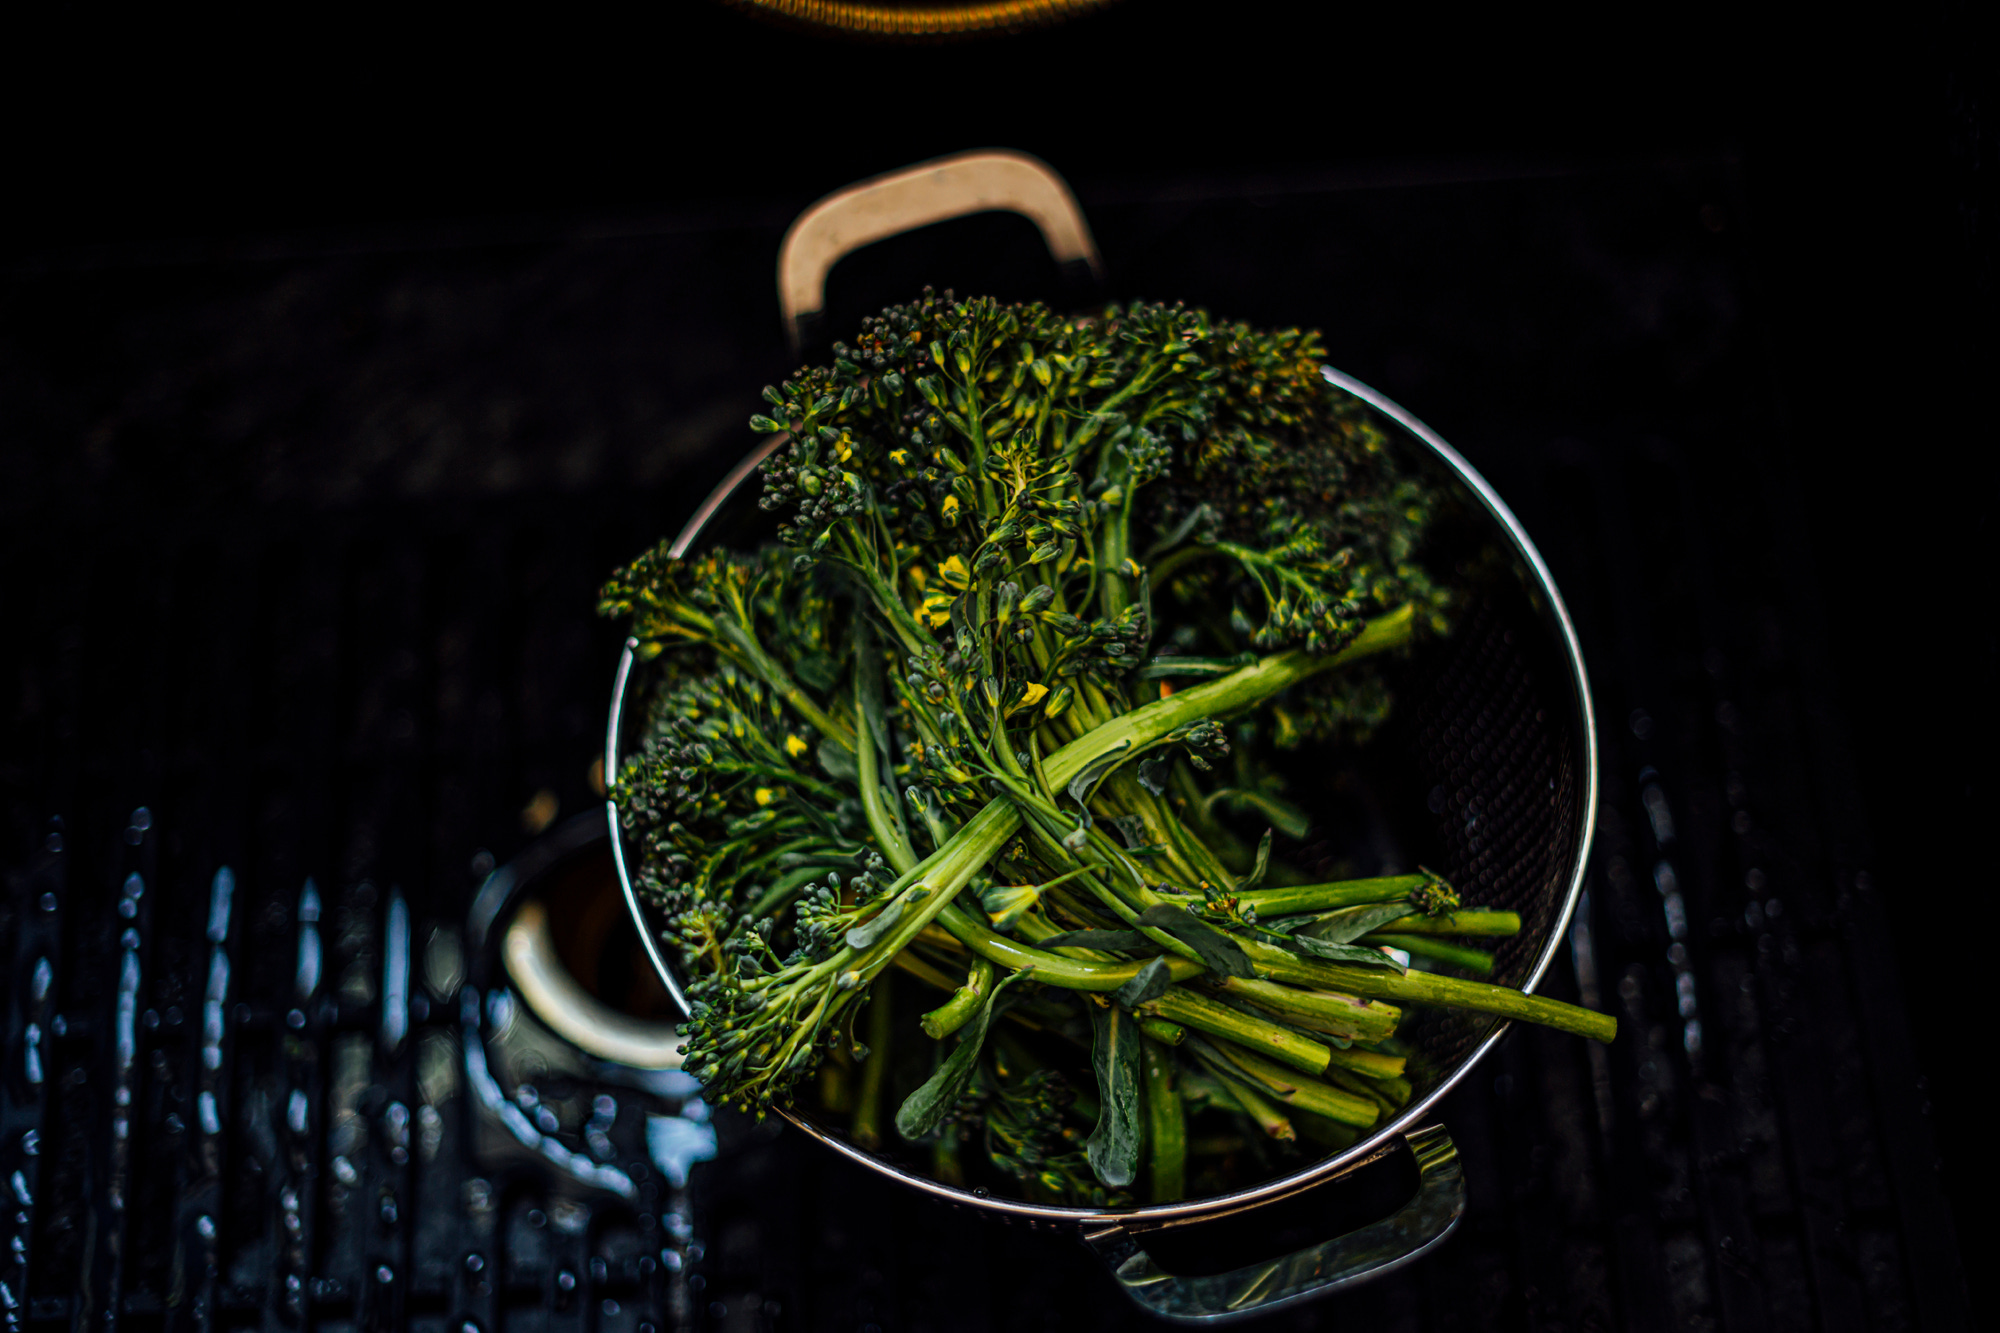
[602, 291, 1613, 1203]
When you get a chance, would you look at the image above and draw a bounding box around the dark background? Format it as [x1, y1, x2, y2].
[2, 1, 1991, 1328]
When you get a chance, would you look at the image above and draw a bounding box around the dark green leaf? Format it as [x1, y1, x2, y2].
[1085, 1003, 1144, 1188]
[1137, 904, 1254, 978]
[895, 970, 1029, 1141]
[1210, 787, 1312, 841]
[793, 652, 841, 694]
[1284, 934, 1407, 971]
[1240, 829, 1274, 890]
[1304, 902, 1416, 944]
[1136, 751, 1174, 796]
[1038, 929, 1152, 952]
[817, 740, 858, 782]
[1113, 957, 1174, 1007]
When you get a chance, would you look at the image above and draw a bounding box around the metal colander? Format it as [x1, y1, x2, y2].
[602, 154, 1597, 1323]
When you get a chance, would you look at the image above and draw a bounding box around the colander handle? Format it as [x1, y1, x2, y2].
[1082, 1125, 1465, 1324]
[776, 148, 1104, 353]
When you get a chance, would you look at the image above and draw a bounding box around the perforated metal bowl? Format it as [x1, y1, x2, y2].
[603, 153, 1598, 1323]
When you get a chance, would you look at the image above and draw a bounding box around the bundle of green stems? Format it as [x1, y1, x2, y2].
[603, 291, 1614, 1204]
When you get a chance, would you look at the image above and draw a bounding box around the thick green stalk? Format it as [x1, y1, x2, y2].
[1365, 934, 1496, 976]
[846, 803, 1022, 986]
[1042, 604, 1417, 789]
[1323, 1046, 1406, 1081]
[1193, 1037, 1381, 1129]
[1143, 989, 1331, 1077]
[854, 661, 916, 877]
[1239, 874, 1434, 918]
[1142, 1036, 1186, 1203]
[1364, 910, 1520, 937]
[932, 901, 1206, 992]
[1245, 943, 1617, 1043]
[1212, 975, 1400, 1042]
[850, 983, 896, 1151]
[921, 956, 997, 1040]
[1202, 1064, 1296, 1141]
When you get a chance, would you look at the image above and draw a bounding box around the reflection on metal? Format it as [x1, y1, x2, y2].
[294, 879, 322, 1002]
[460, 990, 637, 1201]
[382, 889, 411, 1052]
[778, 149, 1102, 352]
[1084, 1127, 1465, 1324]
[502, 900, 684, 1071]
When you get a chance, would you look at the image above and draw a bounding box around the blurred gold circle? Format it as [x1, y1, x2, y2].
[725, 0, 1118, 38]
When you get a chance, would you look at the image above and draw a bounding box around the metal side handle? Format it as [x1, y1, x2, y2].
[777, 148, 1103, 352]
[1084, 1125, 1466, 1324]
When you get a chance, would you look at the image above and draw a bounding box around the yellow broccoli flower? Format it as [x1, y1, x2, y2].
[1007, 681, 1050, 715]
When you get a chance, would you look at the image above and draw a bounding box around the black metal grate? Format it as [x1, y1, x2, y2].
[1, 154, 1967, 1331]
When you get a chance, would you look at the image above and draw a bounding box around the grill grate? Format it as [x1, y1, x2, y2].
[1, 154, 1965, 1330]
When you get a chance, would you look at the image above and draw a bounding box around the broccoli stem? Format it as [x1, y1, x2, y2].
[1323, 1046, 1407, 1081]
[1141, 989, 1333, 1077]
[850, 983, 896, 1151]
[932, 900, 1205, 992]
[1191, 1037, 1381, 1129]
[1042, 604, 1417, 790]
[1200, 1062, 1296, 1142]
[1362, 910, 1521, 937]
[1247, 947, 1617, 1043]
[1238, 874, 1438, 917]
[1209, 975, 1400, 1042]
[1364, 934, 1496, 976]
[854, 649, 916, 876]
[921, 956, 997, 1040]
[1142, 1037, 1186, 1203]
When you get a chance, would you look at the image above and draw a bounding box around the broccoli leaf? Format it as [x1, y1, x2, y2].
[1085, 1002, 1144, 1188]
[1137, 904, 1254, 978]
[1304, 901, 1419, 944]
[1113, 956, 1175, 1007]
[895, 969, 1030, 1141]
[1284, 934, 1407, 971]
[1239, 829, 1274, 890]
